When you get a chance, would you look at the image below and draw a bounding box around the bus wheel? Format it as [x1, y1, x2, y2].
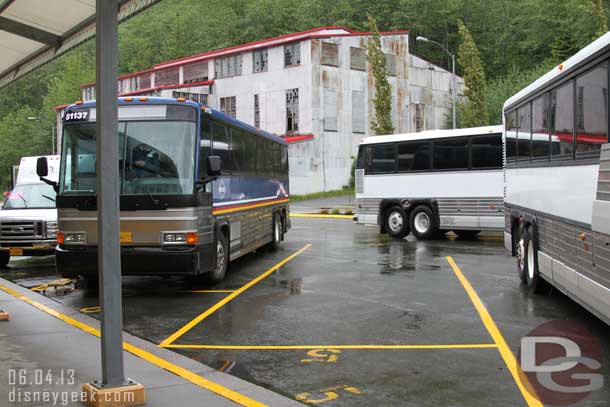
[0, 252, 9, 268]
[409, 205, 437, 240]
[522, 226, 550, 294]
[385, 205, 410, 238]
[516, 225, 527, 283]
[209, 232, 228, 283]
[267, 213, 282, 251]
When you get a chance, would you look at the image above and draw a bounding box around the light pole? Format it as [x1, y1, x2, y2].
[416, 36, 457, 129]
[27, 116, 55, 154]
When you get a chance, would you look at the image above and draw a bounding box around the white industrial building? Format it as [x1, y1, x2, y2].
[58, 26, 464, 194]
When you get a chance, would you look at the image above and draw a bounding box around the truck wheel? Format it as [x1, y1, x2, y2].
[523, 226, 550, 294]
[516, 224, 527, 284]
[208, 231, 228, 284]
[409, 205, 438, 240]
[267, 212, 282, 251]
[384, 205, 410, 238]
[0, 252, 9, 268]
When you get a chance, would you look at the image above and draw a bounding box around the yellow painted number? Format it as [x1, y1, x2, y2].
[301, 348, 341, 363]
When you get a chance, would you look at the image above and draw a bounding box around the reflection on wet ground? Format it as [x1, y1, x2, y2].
[1, 220, 609, 406]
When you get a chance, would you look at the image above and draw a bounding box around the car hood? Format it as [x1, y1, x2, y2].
[0, 208, 57, 222]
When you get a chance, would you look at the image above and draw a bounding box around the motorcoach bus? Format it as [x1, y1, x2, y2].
[38, 97, 290, 284]
[503, 32, 610, 324]
[354, 126, 504, 239]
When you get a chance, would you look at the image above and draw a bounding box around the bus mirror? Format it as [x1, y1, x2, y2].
[207, 155, 221, 176]
[36, 156, 49, 177]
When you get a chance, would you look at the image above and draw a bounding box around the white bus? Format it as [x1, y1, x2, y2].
[503, 32, 610, 324]
[354, 126, 504, 239]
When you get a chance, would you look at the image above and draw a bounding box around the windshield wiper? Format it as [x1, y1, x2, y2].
[42, 194, 56, 203]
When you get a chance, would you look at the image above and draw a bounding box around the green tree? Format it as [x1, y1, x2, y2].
[366, 14, 394, 135]
[457, 19, 489, 127]
[582, 0, 609, 39]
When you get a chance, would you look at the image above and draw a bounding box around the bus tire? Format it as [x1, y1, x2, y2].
[267, 212, 282, 251]
[0, 252, 9, 268]
[384, 205, 410, 238]
[522, 226, 550, 294]
[208, 231, 228, 283]
[409, 205, 437, 240]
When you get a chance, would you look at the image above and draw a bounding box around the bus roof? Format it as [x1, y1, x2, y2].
[64, 97, 287, 146]
[503, 31, 610, 112]
[359, 125, 502, 145]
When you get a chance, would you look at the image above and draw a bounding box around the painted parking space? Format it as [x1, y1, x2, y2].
[1, 218, 609, 406]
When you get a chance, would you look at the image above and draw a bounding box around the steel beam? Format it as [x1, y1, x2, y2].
[95, 0, 126, 388]
[0, 16, 62, 46]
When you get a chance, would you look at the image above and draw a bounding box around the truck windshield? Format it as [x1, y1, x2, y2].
[2, 183, 56, 209]
[60, 120, 197, 196]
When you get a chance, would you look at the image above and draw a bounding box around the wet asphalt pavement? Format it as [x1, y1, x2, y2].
[1, 218, 609, 406]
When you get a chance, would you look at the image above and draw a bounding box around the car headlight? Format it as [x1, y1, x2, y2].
[58, 232, 86, 245]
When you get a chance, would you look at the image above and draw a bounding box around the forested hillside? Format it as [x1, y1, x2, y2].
[0, 0, 608, 188]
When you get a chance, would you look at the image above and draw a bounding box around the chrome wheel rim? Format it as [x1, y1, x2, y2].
[216, 240, 225, 272]
[527, 239, 535, 280]
[388, 211, 403, 233]
[517, 237, 525, 272]
[414, 212, 431, 234]
[274, 218, 281, 242]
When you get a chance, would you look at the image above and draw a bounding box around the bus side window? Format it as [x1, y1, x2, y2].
[199, 118, 211, 178]
[517, 103, 532, 163]
[397, 141, 431, 172]
[212, 121, 232, 174]
[505, 110, 517, 164]
[576, 63, 608, 156]
[369, 144, 396, 174]
[532, 95, 550, 161]
[471, 134, 502, 169]
[550, 81, 574, 159]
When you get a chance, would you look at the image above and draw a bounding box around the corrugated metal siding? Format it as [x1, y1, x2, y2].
[597, 144, 610, 201]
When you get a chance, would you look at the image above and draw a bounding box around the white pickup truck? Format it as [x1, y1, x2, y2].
[0, 155, 59, 267]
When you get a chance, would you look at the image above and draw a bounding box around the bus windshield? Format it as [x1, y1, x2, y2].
[60, 120, 197, 196]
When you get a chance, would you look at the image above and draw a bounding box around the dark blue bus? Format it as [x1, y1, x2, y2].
[44, 97, 289, 283]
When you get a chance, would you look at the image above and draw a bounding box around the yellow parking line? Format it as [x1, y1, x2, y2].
[164, 344, 498, 350]
[445, 257, 543, 407]
[160, 244, 312, 347]
[0, 283, 267, 407]
[290, 214, 353, 219]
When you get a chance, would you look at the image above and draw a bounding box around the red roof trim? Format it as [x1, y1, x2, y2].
[154, 26, 409, 69]
[282, 133, 315, 143]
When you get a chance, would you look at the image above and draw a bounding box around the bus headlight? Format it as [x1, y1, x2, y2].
[59, 232, 86, 245]
[163, 232, 198, 245]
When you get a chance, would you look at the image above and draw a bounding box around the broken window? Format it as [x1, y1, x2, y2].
[172, 91, 208, 105]
[385, 54, 396, 76]
[215, 54, 243, 79]
[220, 96, 237, 118]
[324, 88, 338, 132]
[254, 94, 260, 128]
[286, 88, 299, 133]
[253, 49, 268, 73]
[129, 75, 141, 92]
[183, 60, 209, 83]
[350, 47, 366, 71]
[284, 42, 301, 67]
[322, 42, 339, 67]
[155, 68, 179, 86]
[352, 91, 365, 133]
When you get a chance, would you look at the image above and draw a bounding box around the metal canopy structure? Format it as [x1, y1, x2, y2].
[1, 0, 163, 396]
[0, 0, 161, 88]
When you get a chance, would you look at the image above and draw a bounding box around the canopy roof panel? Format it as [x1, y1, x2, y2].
[0, 0, 162, 88]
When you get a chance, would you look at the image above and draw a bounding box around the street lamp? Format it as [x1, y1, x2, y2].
[27, 116, 56, 155]
[416, 36, 457, 129]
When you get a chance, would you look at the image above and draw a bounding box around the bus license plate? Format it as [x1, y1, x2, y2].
[9, 248, 23, 256]
[120, 232, 132, 243]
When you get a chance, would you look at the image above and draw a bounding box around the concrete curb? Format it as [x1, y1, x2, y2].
[0, 276, 303, 407]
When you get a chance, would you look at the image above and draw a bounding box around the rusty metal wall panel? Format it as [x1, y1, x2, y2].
[352, 91, 365, 134]
[323, 88, 338, 131]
